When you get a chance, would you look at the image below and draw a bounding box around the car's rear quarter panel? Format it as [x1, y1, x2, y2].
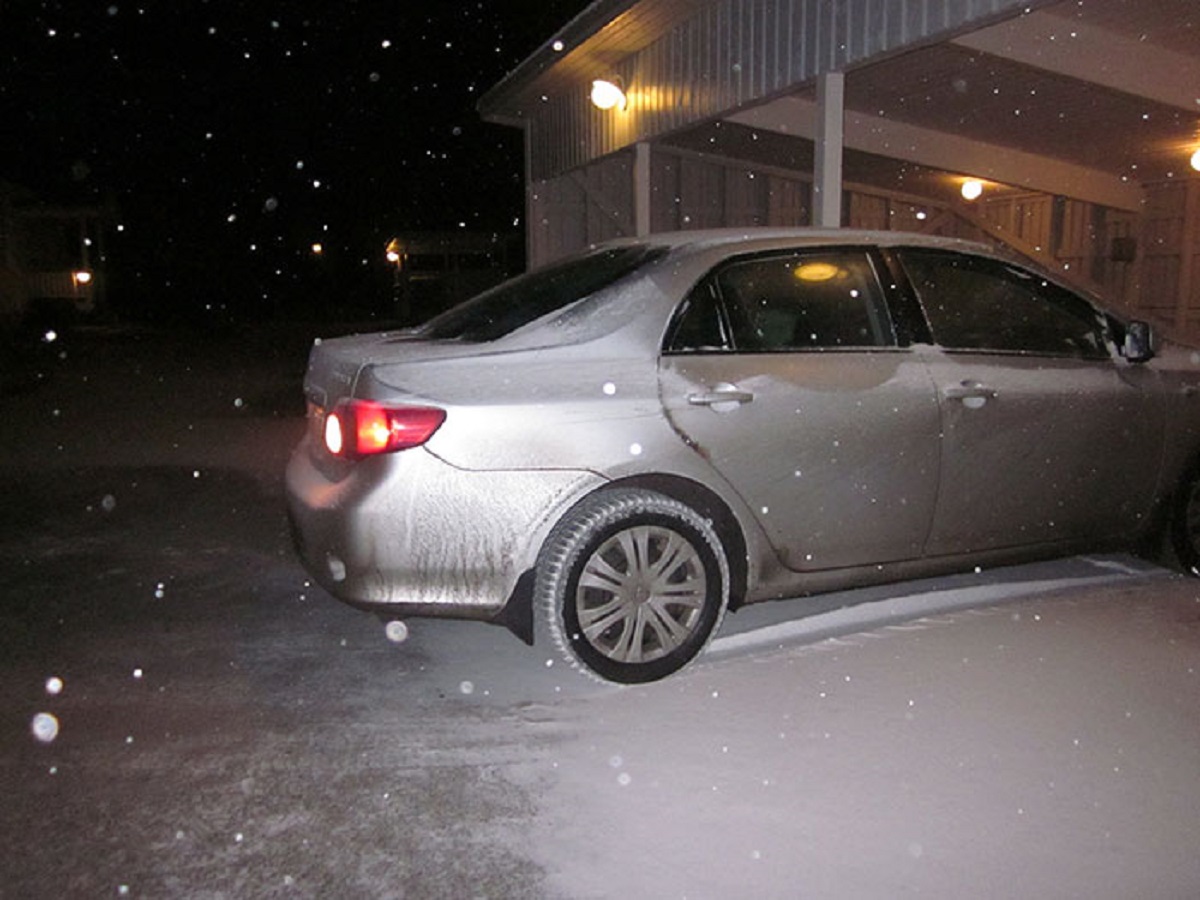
[287, 433, 604, 615]
[287, 338, 776, 617]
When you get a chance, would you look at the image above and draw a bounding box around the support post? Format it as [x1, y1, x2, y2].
[523, 124, 538, 268]
[634, 141, 652, 237]
[813, 72, 845, 228]
[1177, 179, 1199, 332]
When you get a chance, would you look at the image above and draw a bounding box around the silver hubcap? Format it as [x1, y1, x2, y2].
[575, 524, 708, 664]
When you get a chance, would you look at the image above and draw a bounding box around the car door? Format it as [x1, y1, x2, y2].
[894, 248, 1166, 556]
[658, 247, 942, 572]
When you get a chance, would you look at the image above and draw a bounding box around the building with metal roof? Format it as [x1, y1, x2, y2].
[479, 0, 1200, 335]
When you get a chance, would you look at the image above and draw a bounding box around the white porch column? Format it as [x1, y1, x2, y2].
[634, 141, 652, 237]
[813, 72, 845, 228]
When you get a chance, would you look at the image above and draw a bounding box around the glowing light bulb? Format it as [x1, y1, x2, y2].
[591, 79, 627, 111]
[961, 179, 984, 201]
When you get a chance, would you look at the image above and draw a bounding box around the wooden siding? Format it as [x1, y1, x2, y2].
[530, 144, 991, 263]
[528, 151, 637, 260]
[1141, 180, 1200, 335]
[528, 145, 1200, 339]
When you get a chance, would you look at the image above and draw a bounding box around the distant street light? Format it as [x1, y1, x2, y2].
[385, 238, 408, 322]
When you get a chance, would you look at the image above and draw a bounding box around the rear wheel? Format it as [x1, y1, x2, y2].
[536, 489, 729, 683]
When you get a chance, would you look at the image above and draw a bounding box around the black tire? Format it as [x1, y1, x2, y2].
[1172, 465, 1200, 575]
[536, 488, 729, 684]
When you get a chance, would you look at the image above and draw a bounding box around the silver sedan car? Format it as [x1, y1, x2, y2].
[286, 228, 1200, 683]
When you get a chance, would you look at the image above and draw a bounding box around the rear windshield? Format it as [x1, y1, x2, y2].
[415, 244, 666, 343]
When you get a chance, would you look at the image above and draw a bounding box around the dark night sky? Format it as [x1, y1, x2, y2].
[0, 1, 591, 321]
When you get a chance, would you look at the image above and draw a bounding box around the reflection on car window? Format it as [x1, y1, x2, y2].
[670, 249, 894, 353]
[899, 249, 1109, 359]
[416, 245, 666, 342]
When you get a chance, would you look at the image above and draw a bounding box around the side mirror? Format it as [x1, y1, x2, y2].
[1123, 320, 1154, 363]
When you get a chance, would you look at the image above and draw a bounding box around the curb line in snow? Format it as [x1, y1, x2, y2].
[706, 557, 1168, 659]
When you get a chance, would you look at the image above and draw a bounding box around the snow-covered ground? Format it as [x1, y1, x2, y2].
[530, 568, 1200, 899]
[3, 327, 1199, 897]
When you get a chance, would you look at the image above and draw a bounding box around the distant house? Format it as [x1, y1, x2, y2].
[0, 181, 112, 330]
[384, 231, 519, 323]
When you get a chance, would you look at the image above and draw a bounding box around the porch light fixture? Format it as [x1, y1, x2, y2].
[591, 78, 627, 111]
[961, 179, 984, 201]
[1191, 148, 1200, 172]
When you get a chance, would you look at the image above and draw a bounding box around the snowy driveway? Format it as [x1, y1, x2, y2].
[2, 328, 1198, 898]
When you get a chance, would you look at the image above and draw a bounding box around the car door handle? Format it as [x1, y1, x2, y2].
[943, 380, 998, 406]
[687, 387, 755, 407]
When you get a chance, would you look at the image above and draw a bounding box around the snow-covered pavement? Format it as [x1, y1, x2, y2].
[531, 567, 1200, 898]
[2, 327, 1198, 897]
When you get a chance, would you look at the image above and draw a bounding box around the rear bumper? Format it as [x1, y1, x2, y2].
[284, 436, 600, 619]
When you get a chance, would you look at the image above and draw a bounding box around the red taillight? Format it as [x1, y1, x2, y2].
[324, 400, 446, 459]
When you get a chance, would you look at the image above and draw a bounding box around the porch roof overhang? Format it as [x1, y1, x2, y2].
[479, 0, 1200, 212]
